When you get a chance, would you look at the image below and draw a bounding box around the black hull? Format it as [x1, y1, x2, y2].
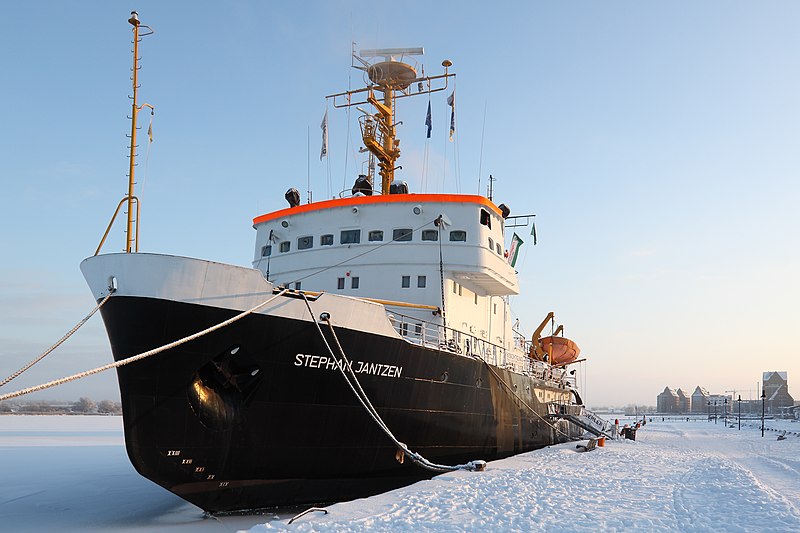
[100, 296, 578, 512]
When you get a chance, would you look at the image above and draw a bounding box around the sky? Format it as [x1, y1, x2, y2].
[0, 1, 798, 407]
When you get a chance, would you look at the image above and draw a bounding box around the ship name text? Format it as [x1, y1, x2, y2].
[294, 353, 403, 378]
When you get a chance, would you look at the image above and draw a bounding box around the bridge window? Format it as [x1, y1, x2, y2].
[337, 277, 345, 290]
[496, 242, 502, 255]
[417, 275, 426, 288]
[340, 229, 361, 244]
[401, 275, 410, 288]
[297, 236, 313, 250]
[261, 245, 272, 257]
[480, 208, 492, 229]
[321, 234, 334, 246]
[449, 230, 467, 242]
[279, 241, 290, 253]
[351, 276, 360, 289]
[488, 237, 494, 250]
[422, 230, 438, 241]
[368, 230, 384, 242]
[393, 228, 413, 242]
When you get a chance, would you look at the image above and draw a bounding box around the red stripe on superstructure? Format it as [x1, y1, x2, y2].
[252, 194, 501, 226]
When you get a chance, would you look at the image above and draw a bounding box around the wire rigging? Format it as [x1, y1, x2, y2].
[0, 290, 288, 402]
[300, 293, 485, 473]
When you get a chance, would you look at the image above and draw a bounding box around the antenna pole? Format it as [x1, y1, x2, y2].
[380, 87, 395, 194]
[125, 12, 141, 253]
[327, 50, 453, 196]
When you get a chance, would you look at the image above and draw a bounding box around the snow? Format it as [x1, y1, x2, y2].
[2, 416, 800, 532]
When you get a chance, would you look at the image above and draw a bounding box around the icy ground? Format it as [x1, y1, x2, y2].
[1, 416, 799, 532]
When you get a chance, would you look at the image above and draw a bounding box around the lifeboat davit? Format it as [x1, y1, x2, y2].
[539, 336, 581, 365]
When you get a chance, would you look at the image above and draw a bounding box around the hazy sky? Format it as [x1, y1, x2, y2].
[1, 2, 798, 406]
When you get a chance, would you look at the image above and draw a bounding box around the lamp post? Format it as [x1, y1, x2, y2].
[707, 400, 711, 422]
[724, 398, 728, 426]
[761, 389, 766, 437]
[737, 394, 741, 431]
[714, 400, 717, 424]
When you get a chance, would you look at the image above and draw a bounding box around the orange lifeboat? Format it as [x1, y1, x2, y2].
[539, 336, 581, 365]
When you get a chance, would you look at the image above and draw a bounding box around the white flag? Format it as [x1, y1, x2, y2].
[447, 91, 455, 141]
[320, 110, 329, 160]
[508, 233, 524, 267]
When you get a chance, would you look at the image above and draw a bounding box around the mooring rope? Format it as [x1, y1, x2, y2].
[300, 293, 484, 474]
[0, 291, 115, 389]
[0, 290, 287, 402]
[479, 360, 574, 440]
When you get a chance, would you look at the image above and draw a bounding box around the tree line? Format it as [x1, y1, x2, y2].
[0, 397, 122, 414]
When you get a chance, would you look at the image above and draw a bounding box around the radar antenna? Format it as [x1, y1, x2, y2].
[327, 48, 454, 195]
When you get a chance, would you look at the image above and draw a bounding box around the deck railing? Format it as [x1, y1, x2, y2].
[387, 311, 572, 387]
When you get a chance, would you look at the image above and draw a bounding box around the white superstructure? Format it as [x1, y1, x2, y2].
[252, 193, 523, 355]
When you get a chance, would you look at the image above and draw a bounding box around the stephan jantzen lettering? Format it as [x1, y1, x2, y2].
[294, 354, 402, 378]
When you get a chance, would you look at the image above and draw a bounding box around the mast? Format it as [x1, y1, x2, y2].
[124, 12, 154, 252]
[327, 48, 454, 195]
[96, 12, 155, 256]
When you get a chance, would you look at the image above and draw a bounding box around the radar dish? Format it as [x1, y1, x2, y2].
[367, 61, 417, 89]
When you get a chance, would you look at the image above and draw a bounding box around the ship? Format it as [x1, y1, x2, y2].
[80, 13, 605, 513]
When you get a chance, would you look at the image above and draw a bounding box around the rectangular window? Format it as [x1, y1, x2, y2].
[297, 236, 313, 250]
[449, 230, 467, 242]
[393, 228, 413, 241]
[417, 275, 426, 288]
[279, 241, 290, 253]
[351, 276, 359, 289]
[368, 230, 384, 242]
[421, 230, 438, 241]
[493, 303, 497, 314]
[340, 229, 361, 244]
[453, 281, 458, 294]
[488, 237, 494, 250]
[401, 275, 410, 288]
[261, 245, 272, 257]
[480, 208, 492, 229]
[295, 282, 302, 291]
[496, 243, 502, 255]
[337, 277, 345, 290]
[474, 294, 478, 305]
[321, 234, 334, 246]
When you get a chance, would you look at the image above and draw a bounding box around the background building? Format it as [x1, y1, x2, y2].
[763, 371, 794, 415]
[691, 386, 709, 413]
[676, 388, 691, 413]
[705, 394, 731, 416]
[657, 387, 679, 413]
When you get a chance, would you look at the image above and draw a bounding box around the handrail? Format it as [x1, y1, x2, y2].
[387, 310, 570, 387]
[95, 195, 139, 255]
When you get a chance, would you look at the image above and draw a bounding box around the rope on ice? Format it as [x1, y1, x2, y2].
[0, 290, 287, 402]
[0, 291, 115, 388]
[300, 292, 486, 474]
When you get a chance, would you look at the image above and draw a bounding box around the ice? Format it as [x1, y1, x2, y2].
[1, 415, 799, 532]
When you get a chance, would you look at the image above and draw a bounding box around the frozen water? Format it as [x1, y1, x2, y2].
[1, 415, 799, 532]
